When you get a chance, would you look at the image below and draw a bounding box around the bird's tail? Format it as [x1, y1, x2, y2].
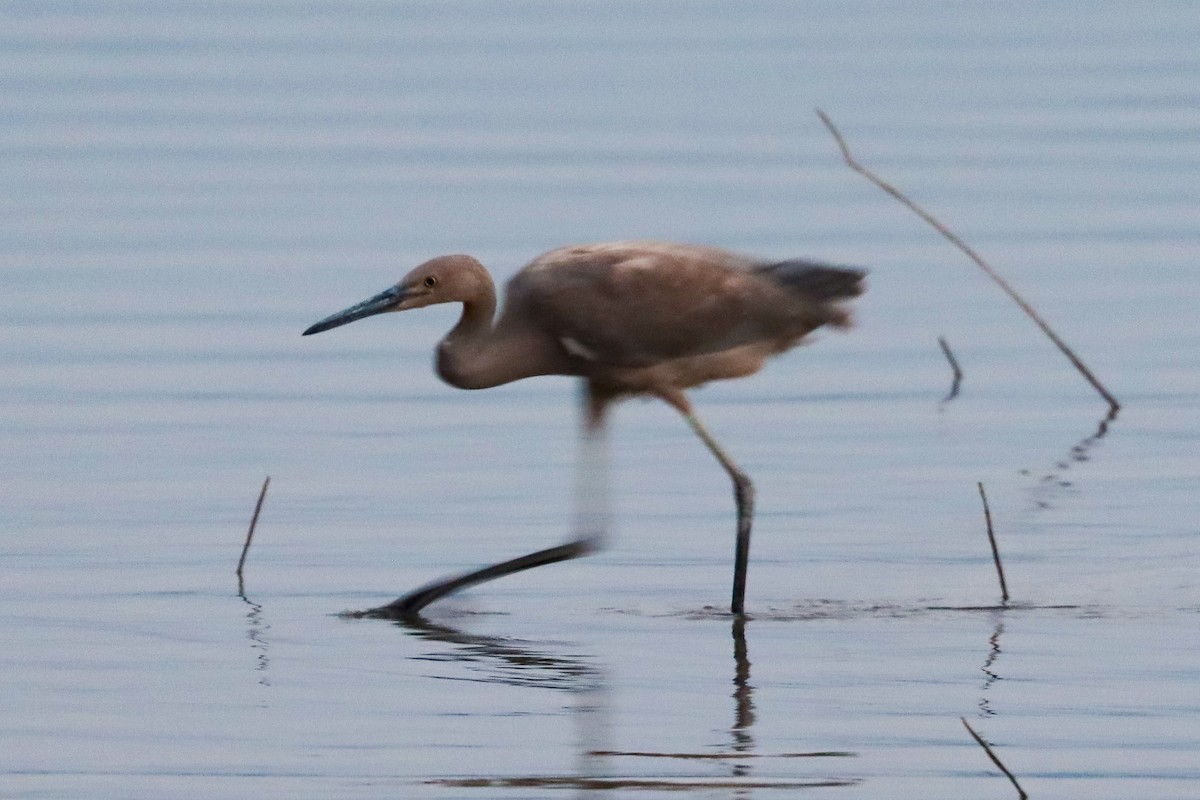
[755, 259, 866, 328]
[755, 259, 866, 300]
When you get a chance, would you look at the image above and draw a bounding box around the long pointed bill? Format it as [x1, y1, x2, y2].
[302, 285, 406, 336]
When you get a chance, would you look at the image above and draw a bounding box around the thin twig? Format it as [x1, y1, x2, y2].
[237, 476, 271, 583]
[816, 109, 1120, 416]
[977, 482, 1009, 604]
[961, 717, 1028, 799]
[938, 335, 963, 401]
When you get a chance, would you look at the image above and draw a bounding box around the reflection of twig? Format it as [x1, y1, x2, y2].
[817, 109, 1120, 415]
[1028, 406, 1119, 511]
[937, 336, 964, 402]
[240, 593, 271, 685]
[978, 618, 1004, 716]
[236, 476, 271, 590]
[977, 482, 1010, 604]
[960, 717, 1028, 799]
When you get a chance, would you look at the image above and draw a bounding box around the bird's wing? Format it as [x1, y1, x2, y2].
[506, 241, 799, 366]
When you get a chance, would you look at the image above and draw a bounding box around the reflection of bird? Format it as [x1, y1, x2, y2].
[305, 241, 865, 616]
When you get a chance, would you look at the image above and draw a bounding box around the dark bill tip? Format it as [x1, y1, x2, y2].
[301, 319, 338, 336]
[302, 286, 404, 336]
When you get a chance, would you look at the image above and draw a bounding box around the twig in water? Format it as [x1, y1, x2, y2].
[977, 482, 1010, 604]
[961, 717, 1028, 799]
[237, 476, 271, 586]
[816, 109, 1120, 416]
[938, 335, 964, 401]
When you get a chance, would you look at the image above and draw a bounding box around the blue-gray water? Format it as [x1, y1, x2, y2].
[3, 2, 1198, 798]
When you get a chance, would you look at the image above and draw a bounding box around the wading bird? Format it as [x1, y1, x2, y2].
[304, 241, 865, 616]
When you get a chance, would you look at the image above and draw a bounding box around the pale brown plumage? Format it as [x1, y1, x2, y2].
[303, 240, 865, 617]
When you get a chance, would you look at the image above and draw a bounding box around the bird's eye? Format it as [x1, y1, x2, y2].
[423, 275, 437, 288]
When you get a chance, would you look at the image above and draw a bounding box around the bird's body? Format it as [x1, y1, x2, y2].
[304, 240, 865, 616]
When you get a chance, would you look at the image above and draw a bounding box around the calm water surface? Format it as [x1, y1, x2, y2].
[2, 2, 1198, 798]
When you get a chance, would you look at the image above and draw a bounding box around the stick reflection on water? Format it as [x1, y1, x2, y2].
[238, 593, 271, 688]
[977, 615, 1005, 717]
[1025, 407, 1118, 512]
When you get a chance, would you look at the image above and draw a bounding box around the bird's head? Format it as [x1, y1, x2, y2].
[302, 254, 489, 336]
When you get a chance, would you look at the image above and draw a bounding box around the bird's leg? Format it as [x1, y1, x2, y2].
[363, 386, 609, 619]
[574, 386, 612, 553]
[659, 390, 755, 615]
[689, 414, 756, 615]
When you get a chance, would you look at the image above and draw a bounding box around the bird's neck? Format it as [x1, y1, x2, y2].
[437, 296, 570, 391]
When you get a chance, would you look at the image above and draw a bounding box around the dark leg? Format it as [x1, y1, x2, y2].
[660, 390, 755, 615]
[362, 385, 611, 619]
[364, 538, 601, 618]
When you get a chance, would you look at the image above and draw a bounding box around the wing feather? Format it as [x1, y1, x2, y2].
[505, 241, 815, 366]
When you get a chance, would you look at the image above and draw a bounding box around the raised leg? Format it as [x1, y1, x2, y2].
[659, 389, 755, 615]
[573, 385, 612, 551]
[362, 384, 611, 619]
